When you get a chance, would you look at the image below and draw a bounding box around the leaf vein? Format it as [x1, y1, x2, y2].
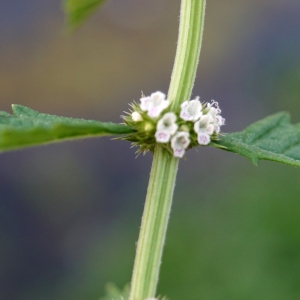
[247, 118, 283, 144]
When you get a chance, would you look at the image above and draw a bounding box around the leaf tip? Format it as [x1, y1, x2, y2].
[250, 157, 259, 166]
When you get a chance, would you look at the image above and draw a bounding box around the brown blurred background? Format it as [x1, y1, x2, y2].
[1, 0, 300, 299]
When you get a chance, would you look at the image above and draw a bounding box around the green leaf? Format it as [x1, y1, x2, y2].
[212, 112, 300, 167]
[100, 282, 130, 300]
[64, 0, 108, 29]
[0, 105, 134, 153]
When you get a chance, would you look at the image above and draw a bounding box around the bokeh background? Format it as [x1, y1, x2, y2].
[1, 0, 300, 299]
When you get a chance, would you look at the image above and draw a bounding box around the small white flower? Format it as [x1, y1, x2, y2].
[157, 113, 178, 134]
[131, 111, 143, 122]
[194, 115, 214, 145]
[171, 131, 190, 158]
[207, 101, 225, 133]
[155, 112, 178, 143]
[215, 115, 225, 126]
[194, 114, 213, 131]
[180, 97, 202, 121]
[208, 106, 218, 117]
[140, 91, 170, 118]
[155, 131, 171, 143]
[197, 133, 211, 145]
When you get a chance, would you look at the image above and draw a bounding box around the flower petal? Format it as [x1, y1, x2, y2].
[180, 98, 202, 121]
[157, 112, 178, 135]
[140, 96, 151, 111]
[171, 132, 190, 157]
[155, 130, 171, 143]
[197, 133, 210, 145]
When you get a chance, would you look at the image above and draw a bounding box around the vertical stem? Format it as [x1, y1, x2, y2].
[129, 1, 206, 300]
[169, 0, 206, 110]
[130, 147, 178, 300]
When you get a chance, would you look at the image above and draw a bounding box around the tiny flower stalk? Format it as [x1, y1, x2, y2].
[129, 1, 206, 300]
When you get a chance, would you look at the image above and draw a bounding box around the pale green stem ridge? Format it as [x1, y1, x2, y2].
[130, 147, 178, 300]
[169, 0, 206, 110]
[129, 1, 206, 299]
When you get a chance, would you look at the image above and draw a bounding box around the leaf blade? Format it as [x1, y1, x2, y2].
[64, 0, 108, 29]
[0, 105, 134, 153]
[212, 112, 300, 167]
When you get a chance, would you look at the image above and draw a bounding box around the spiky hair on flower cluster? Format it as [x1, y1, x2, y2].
[122, 91, 225, 158]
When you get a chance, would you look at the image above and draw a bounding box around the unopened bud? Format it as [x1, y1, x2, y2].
[179, 124, 190, 132]
[131, 111, 143, 122]
[144, 122, 154, 132]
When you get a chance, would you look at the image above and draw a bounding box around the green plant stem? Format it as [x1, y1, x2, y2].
[129, 1, 206, 299]
[169, 0, 206, 110]
[129, 147, 178, 300]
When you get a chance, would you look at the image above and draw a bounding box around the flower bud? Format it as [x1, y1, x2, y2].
[144, 122, 154, 132]
[179, 124, 190, 132]
[131, 111, 143, 122]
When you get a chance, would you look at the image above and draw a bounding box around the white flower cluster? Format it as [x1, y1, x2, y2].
[129, 92, 225, 158]
[191, 100, 225, 146]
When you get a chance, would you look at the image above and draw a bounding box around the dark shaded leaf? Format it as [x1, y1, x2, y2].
[0, 105, 134, 153]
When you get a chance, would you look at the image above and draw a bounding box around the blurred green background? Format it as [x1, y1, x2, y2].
[1, 0, 300, 299]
